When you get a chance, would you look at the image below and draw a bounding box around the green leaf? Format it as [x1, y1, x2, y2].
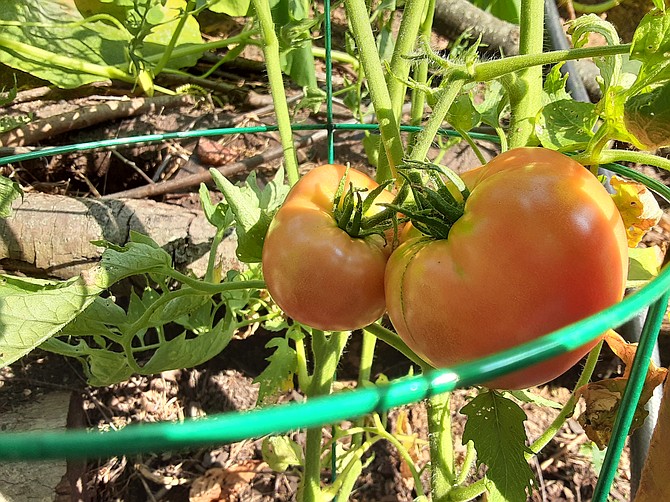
[0, 175, 22, 218]
[507, 389, 563, 410]
[254, 335, 297, 405]
[79, 348, 135, 387]
[209, 0, 252, 16]
[543, 63, 571, 103]
[0, 274, 105, 367]
[568, 14, 621, 91]
[273, 0, 318, 89]
[0, 0, 130, 88]
[209, 166, 290, 263]
[199, 182, 233, 229]
[472, 0, 520, 24]
[92, 238, 173, 284]
[472, 80, 506, 130]
[462, 390, 534, 502]
[141, 0, 204, 70]
[377, 21, 395, 62]
[0, 79, 18, 106]
[262, 435, 303, 472]
[447, 92, 481, 132]
[627, 246, 663, 288]
[630, 8, 670, 82]
[535, 99, 597, 150]
[141, 314, 236, 375]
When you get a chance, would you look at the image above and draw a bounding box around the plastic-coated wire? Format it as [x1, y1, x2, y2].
[325, 0, 335, 164]
[323, 2, 338, 491]
[0, 124, 497, 168]
[592, 288, 670, 502]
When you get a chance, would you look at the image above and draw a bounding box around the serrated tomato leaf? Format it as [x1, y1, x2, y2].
[535, 99, 597, 150]
[254, 335, 297, 405]
[462, 390, 534, 502]
[209, 167, 289, 263]
[0, 175, 22, 218]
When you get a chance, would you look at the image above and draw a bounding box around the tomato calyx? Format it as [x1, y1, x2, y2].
[388, 161, 470, 239]
[332, 168, 407, 240]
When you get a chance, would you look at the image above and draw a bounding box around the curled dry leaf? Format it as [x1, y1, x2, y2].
[610, 175, 663, 247]
[189, 460, 267, 502]
[577, 330, 668, 449]
[394, 409, 425, 487]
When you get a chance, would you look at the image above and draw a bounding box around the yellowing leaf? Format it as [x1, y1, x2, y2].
[628, 246, 664, 288]
[577, 330, 668, 449]
[611, 175, 663, 247]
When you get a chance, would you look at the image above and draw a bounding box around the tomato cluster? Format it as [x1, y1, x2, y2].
[262, 148, 629, 389]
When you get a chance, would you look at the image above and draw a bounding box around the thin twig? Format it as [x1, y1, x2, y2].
[0, 94, 196, 147]
[111, 150, 155, 185]
[103, 104, 411, 199]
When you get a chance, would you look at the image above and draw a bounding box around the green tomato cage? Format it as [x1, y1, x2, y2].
[1, 3, 669, 501]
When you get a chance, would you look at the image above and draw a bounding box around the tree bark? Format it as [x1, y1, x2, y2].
[0, 193, 240, 280]
[432, 0, 602, 100]
[433, 0, 520, 56]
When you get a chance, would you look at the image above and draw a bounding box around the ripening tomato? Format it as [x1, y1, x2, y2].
[385, 148, 629, 390]
[262, 164, 395, 331]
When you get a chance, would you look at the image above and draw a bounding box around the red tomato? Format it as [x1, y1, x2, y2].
[385, 148, 629, 389]
[262, 164, 395, 331]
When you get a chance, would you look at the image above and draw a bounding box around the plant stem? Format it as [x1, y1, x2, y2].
[139, 31, 260, 65]
[204, 226, 226, 283]
[344, 0, 405, 182]
[409, 0, 437, 149]
[528, 340, 603, 456]
[409, 77, 467, 162]
[164, 268, 265, 294]
[577, 148, 670, 172]
[376, 0, 429, 180]
[251, 0, 300, 185]
[427, 390, 455, 499]
[473, 44, 630, 82]
[371, 414, 427, 497]
[312, 47, 360, 69]
[388, 0, 429, 121]
[455, 440, 476, 486]
[363, 322, 426, 367]
[294, 330, 312, 392]
[507, 0, 545, 149]
[0, 36, 133, 83]
[302, 330, 350, 502]
[152, 0, 197, 76]
[447, 477, 488, 501]
[352, 330, 377, 448]
[572, 0, 623, 13]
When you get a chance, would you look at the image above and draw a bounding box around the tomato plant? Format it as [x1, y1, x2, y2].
[262, 164, 395, 331]
[385, 148, 629, 389]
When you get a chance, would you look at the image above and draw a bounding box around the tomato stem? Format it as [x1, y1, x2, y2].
[507, 0, 545, 148]
[352, 330, 378, 449]
[302, 330, 350, 501]
[528, 340, 604, 456]
[251, 0, 300, 186]
[409, 0, 437, 147]
[363, 322, 427, 368]
[427, 390, 455, 497]
[344, 0, 405, 182]
[408, 76, 468, 162]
